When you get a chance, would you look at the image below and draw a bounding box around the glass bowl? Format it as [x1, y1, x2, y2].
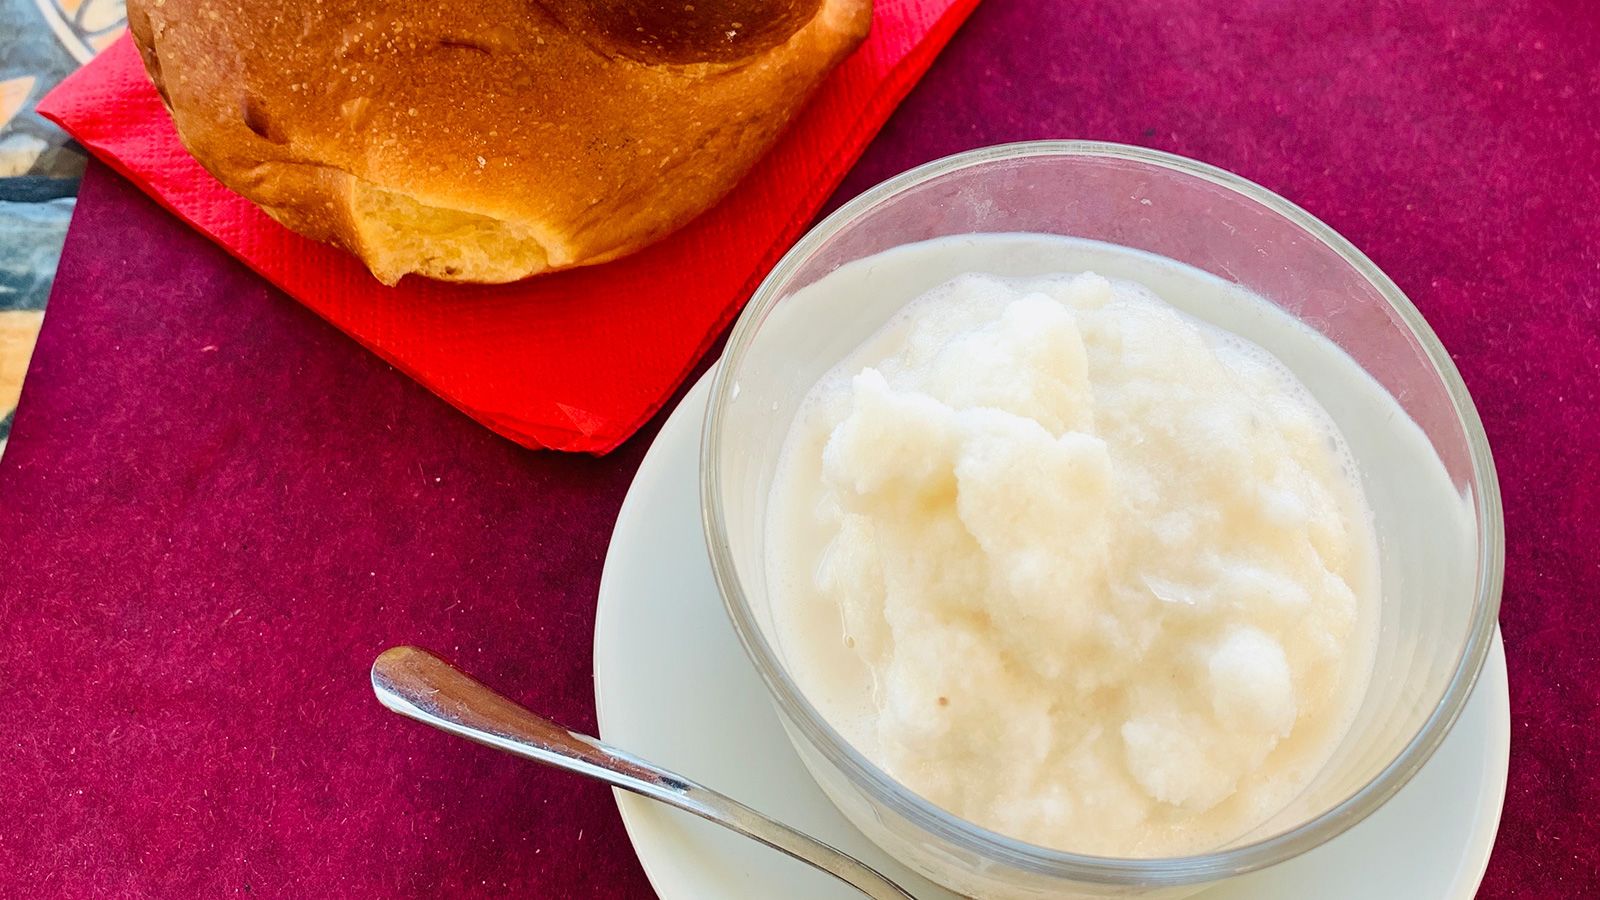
[700, 141, 1503, 898]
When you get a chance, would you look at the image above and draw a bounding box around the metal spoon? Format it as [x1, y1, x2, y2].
[371, 646, 915, 899]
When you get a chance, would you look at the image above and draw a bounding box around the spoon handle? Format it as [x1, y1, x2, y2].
[371, 646, 914, 900]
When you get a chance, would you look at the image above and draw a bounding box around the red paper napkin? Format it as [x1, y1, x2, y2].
[37, 2, 979, 453]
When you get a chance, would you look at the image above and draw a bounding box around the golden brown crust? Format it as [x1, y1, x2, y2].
[127, 0, 871, 284]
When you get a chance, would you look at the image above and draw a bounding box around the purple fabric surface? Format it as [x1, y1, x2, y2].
[3, 0, 1598, 896]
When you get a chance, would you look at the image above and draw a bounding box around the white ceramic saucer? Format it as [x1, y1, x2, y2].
[593, 373, 1510, 900]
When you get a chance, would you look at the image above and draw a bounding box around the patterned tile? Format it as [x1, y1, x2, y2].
[0, 308, 44, 442]
[0, 0, 125, 457]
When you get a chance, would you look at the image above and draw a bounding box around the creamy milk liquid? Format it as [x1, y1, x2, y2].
[763, 235, 1386, 858]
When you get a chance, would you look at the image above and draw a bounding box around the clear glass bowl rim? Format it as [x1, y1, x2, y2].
[700, 140, 1505, 886]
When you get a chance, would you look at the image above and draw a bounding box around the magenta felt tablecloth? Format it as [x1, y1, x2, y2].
[2, 0, 1598, 896]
